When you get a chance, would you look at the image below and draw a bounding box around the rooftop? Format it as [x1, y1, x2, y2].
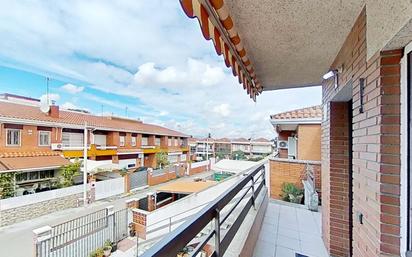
[0, 100, 188, 137]
[270, 105, 322, 120]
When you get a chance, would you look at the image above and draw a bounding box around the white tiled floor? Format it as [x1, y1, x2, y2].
[253, 201, 328, 257]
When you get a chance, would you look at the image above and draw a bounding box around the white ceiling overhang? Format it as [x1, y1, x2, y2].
[224, 0, 366, 91]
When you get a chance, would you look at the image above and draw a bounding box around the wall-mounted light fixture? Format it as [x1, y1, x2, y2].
[322, 66, 343, 89]
[322, 69, 338, 80]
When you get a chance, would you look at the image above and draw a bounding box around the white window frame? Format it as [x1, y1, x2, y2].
[142, 137, 148, 146]
[131, 136, 137, 147]
[119, 136, 125, 147]
[6, 128, 21, 146]
[38, 131, 51, 146]
[401, 41, 412, 257]
[168, 138, 172, 146]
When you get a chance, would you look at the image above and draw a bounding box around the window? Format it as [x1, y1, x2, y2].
[62, 132, 84, 147]
[6, 129, 21, 146]
[142, 137, 148, 146]
[131, 136, 137, 147]
[155, 137, 161, 146]
[168, 138, 172, 146]
[119, 136, 125, 147]
[168, 154, 178, 163]
[39, 131, 51, 146]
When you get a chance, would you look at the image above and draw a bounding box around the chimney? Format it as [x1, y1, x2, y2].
[50, 105, 59, 118]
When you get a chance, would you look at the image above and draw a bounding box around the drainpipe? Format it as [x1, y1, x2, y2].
[83, 122, 88, 206]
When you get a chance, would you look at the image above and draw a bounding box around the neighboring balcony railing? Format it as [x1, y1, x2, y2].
[141, 163, 266, 257]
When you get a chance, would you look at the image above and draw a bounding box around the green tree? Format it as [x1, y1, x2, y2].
[0, 172, 15, 198]
[155, 150, 169, 168]
[231, 150, 246, 160]
[58, 161, 81, 187]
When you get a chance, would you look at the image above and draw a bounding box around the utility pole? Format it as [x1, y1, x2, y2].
[83, 122, 88, 206]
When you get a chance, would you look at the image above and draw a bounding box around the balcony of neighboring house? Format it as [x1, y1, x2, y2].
[58, 129, 117, 158]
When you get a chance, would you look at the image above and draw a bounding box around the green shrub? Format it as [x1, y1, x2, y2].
[281, 182, 303, 203]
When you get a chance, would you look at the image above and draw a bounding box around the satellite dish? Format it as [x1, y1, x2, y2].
[40, 98, 50, 113]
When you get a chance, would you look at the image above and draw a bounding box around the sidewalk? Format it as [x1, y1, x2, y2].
[0, 171, 213, 257]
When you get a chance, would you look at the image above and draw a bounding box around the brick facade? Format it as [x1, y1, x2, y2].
[322, 8, 402, 257]
[269, 159, 321, 200]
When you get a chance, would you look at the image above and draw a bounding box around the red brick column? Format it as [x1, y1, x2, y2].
[322, 102, 351, 257]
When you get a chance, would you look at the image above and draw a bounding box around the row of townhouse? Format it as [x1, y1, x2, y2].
[189, 137, 274, 160]
[0, 93, 190, 195]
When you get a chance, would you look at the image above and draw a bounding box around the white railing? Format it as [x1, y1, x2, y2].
[0, 185, 83, 210]
[95, 145, 117, 150]
[190, 159, 210, 168]
[94, 178, 125, 200]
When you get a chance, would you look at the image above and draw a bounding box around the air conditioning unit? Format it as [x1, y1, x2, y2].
[278, 140, 288, 149]
[51, 143, 63, 150]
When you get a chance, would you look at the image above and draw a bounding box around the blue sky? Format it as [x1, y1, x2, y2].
[0, 0, 322, 138]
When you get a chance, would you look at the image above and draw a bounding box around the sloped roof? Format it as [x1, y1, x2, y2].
[0, 155, 70, 172]
[253, 137, 271, 143]
[0, 101, 188, 137]
[270, 105, 322, 120]
[0, 151, 60, 158]
[231, 138, 249, 143]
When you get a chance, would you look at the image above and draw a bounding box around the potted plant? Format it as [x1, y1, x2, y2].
[103, 240, 112, 256]
[95, 248, 104, 257]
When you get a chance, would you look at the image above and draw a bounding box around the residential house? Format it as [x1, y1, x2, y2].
[270, 105, 322, 161]
[143, 1, 412, 257]
[0, 94, 190, 195]
[214, 137, 231, 158]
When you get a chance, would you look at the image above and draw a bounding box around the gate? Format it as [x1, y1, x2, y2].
[130, 170, 148, 189]
[34, 207, 128, 257]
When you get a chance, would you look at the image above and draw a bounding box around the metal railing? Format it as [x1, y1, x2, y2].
[140, 163, 266, 257]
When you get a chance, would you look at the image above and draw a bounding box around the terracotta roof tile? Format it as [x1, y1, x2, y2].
[270, 105, 322, 120]
[252, 138, 271, 143]
[0, 101, 188, 137]
[0, 151, 60, 158]
[0, 155, 70, 171]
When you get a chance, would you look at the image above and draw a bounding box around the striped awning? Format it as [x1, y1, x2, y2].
[180, 0, 262, 101]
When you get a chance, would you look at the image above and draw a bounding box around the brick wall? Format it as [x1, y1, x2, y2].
[269, 159, 321, 200]
[322, 8, 402, 257]
[297, 124, 321, 161]
[147, 170, 177, 186]
[0, 124, 59, 152]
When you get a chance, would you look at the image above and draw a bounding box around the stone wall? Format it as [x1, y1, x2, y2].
[0, 193, 82, 227]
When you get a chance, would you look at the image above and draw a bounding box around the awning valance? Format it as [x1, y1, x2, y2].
[180, 0, 262, 101]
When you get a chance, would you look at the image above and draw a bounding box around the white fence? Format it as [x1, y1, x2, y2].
[191, 159, 209, 169]
[95, 177, 125, 200]
[0, 185, 83, 210]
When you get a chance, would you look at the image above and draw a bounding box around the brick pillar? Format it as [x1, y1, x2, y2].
[147, 192, 156, 212]
[112, 155, 119, 164]
[124, 173, 131, 193]
[322, 102, 351, 257]
[126, 198, 139, 209]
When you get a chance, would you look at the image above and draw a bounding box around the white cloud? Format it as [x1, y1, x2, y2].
[40, 93, 60, 105]
[213, 104, 231, 117]
[61, 83, 84, 94]
[0, 1, 323, 139]
[61, 102, 78, 110]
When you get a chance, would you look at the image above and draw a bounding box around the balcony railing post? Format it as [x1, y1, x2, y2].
[262, 166, 266, 186]
[251, 176, 256, 210]
[214, 209, 221, 257]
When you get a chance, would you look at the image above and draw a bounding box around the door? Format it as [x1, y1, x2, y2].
[287, 136, 296, 159]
